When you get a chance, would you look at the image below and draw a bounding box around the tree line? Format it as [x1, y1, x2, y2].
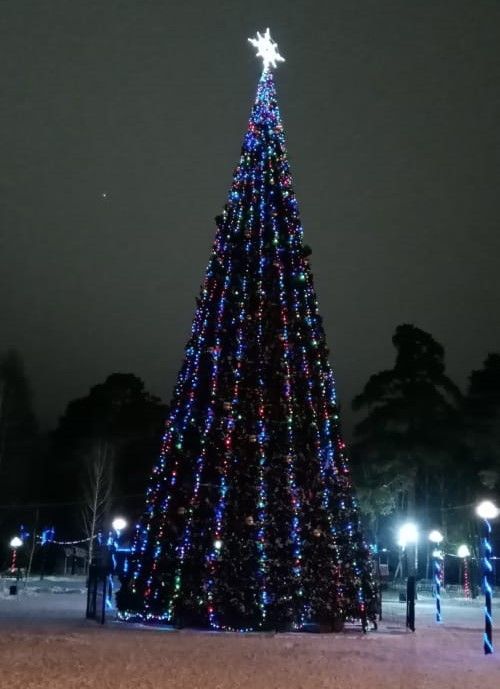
[349, 324, 500, 552]
[0, 323, 499, 563]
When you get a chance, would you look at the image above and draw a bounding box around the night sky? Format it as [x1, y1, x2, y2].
[1, 1, 499, 438]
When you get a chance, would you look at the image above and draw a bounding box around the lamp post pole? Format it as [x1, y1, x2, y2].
[9, 536, 22, 573]
[399, 523, 418, 632]
[482, 519, 493, 654]
[433, 550, 443, 622]
[429, 530, 444, 623]
[457, 545, 471, 599]
[476, 501, 499, 655]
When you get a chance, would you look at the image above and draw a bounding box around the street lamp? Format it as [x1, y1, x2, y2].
[476, 500, 499, 654]
[9, 536, 23, 573]
[398, 522, 419, 549]
[398, 522, 418, 632]
[429, 530, 443, 545]
[429, 530, 444, 622]
[112, 517, 127, 537]
[457, 544, 471, 599]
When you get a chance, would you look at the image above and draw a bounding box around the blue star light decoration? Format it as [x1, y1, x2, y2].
[248, 28, 285, 72]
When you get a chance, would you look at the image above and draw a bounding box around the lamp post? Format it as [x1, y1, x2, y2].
[429, 530, 443, 622]
[457, 544, 471, 599]
[476, 500, 499, 654]
[9, 536, 23, 573]
[110, 516, 128, 578]
[111, 517, 127, 539]
[398, 522, 419, 631]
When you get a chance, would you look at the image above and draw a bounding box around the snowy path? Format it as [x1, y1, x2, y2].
[1, 587, 499, 688]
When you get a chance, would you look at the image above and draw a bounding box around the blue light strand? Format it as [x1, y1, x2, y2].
[268, 82, 350, 616]
[482, 518, 494, 654]
[131, 272, 218, 593]
[254, 160, 270, 628]
[301, 261, 369, 616]
[165, 211, 243, 618]
[137, 220, 234, 610]
[270, 188, 303, 606]
[207, 77, 274, 632]
[206, 261, 252, 630]
[434, 552, 442, 623]
[138, 272, 218, 601]
[267, 119, 331, 621]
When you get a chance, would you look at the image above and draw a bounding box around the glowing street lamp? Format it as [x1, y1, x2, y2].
[429, 530, 443, 545]
[476, 500, 499, 521]
[398, 522, 419, 548]
[398, 522, 419, 574]
[9, 536, 23, 572]
[476, 500, 499, 654]
[112, 517, 127, 536]
[457, 544, 471, 599]
[429, 530, 444, 622]
[104, 517, 129, 607]
[398, 522, 419, 632]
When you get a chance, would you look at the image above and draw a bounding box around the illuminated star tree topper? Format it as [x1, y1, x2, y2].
[248, 28, 285, 72]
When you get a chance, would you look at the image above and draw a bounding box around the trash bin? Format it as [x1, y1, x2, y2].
[9, 584, 17, 595]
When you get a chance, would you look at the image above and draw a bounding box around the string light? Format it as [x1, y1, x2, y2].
[118, 35, 375, 631]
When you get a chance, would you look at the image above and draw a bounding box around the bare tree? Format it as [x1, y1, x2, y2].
[82, 440, 113, 568]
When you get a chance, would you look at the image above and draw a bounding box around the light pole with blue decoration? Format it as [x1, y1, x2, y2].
[476, 500, 499, 654]
[429, 530, 444, 622]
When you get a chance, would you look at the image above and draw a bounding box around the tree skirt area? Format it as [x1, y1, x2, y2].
[1, 583, 499, 689]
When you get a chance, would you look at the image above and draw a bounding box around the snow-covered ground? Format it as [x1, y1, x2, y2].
[1, 579, 499, 688]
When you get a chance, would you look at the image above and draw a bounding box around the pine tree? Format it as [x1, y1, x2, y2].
[118, 31, 375, 631]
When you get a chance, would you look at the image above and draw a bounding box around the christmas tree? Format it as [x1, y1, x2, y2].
[118, 29, 376, 631]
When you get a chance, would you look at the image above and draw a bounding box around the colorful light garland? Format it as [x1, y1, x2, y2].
[118, 32, 375, 631]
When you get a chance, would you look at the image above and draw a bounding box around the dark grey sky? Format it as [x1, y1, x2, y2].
[1, 1, 499, 438]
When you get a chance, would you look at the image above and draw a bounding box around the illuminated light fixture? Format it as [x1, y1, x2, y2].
[9, 536, 23, 573]
[397, 522, 418, 548]
[476, 500, 500, 520]
[214, 539, 223, 551]
[112, 517, 127, 533]
[428, 529, 443, 545]
[457, 544, 470, 559]
[248, 28, 285, 71]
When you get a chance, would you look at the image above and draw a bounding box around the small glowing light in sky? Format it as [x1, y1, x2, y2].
[248, 28, 285, 71]
[214, 539, 223, 550]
